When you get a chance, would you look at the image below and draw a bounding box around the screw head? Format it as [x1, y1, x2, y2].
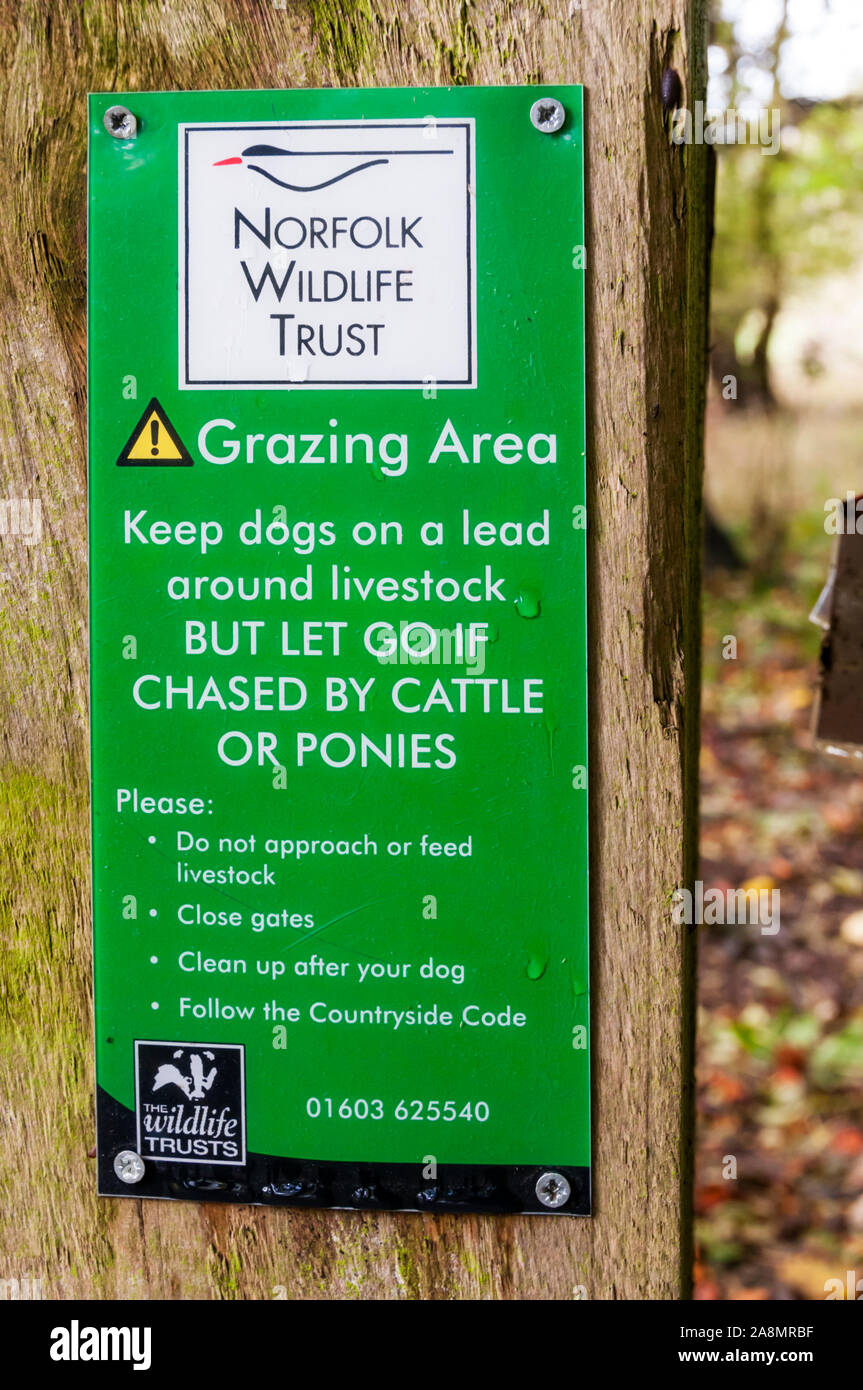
[535, 1170, 571, 1209]
[113, 1150, 146, 1185]
[104, 105, 137, 140]
[530, 98, 566, 135]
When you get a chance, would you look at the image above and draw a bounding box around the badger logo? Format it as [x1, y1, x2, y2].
[134, 1040, 246, 1165]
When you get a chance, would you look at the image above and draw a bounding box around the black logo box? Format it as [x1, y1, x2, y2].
[134, 1040, 246, 1166]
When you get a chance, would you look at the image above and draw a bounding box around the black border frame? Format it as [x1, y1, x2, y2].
[98, 1086, 591, 1216]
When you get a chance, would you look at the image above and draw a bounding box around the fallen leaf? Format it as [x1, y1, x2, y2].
[769, 856, 795, 881]
[694, 1279, 721, 1300]
[831, 1127, 863, 1157]
[695, 1183, 734, 1213]
[823, 804, 859, 833]
[774, 1253, 844, 1300]
[830, 867, 863, 896]
[787, 686, 813, 712]
[741, 874, 776, 894]
[840, 910, 863, 946]
[707, 1070, 747, 1103]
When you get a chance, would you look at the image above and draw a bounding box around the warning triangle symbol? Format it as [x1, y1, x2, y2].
[116, 398, 193, 467]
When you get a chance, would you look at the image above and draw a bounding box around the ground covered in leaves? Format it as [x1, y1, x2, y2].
[696, 481, 863, 1300]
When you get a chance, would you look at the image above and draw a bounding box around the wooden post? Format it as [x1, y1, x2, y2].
[0, 1, 707, 1299]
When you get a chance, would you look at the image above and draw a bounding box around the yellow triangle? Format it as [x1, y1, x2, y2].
[126, 408, 183, 461]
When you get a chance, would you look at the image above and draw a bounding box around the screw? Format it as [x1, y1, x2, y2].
[104, 105, 137, 140]
[535, 1170, 571, 1208]
[113, 1150, 146, 1185]
[530, 98, 566, 135]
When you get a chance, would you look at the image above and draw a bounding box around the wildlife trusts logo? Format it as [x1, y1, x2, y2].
[155, 1047, 218, 1100]
[134, 1040, 245, 1165]
[180, 118, 475, 389]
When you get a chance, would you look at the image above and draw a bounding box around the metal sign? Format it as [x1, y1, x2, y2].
[89, 86, 589, 1216]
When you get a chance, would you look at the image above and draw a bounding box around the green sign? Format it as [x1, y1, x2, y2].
[89, 86, 589, 1215]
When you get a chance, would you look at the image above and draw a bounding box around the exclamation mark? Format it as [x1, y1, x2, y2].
[150, 419, 159, 456]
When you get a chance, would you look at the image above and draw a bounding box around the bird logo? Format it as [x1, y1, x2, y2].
[152, 1049, 217, 1102]
[212, 141, 454, 192]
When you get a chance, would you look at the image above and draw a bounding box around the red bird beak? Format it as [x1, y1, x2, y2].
[213, 156, 242, 166]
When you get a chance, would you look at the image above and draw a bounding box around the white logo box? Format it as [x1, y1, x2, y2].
[180, 119, 476, 389]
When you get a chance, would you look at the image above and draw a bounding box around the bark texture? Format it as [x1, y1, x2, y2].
[0, 0, 708, 1299]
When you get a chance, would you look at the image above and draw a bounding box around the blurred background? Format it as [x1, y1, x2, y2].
[696, 0, 863, 1298]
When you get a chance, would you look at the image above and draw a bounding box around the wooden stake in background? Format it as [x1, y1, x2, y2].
[0, 0, 708, 1299]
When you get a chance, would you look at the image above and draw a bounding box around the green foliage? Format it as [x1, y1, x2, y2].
[712, 104, 863, 346]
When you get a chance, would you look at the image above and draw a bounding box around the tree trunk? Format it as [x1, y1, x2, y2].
[0, 0, 708, 1300]
[750, 294, 780, 409]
